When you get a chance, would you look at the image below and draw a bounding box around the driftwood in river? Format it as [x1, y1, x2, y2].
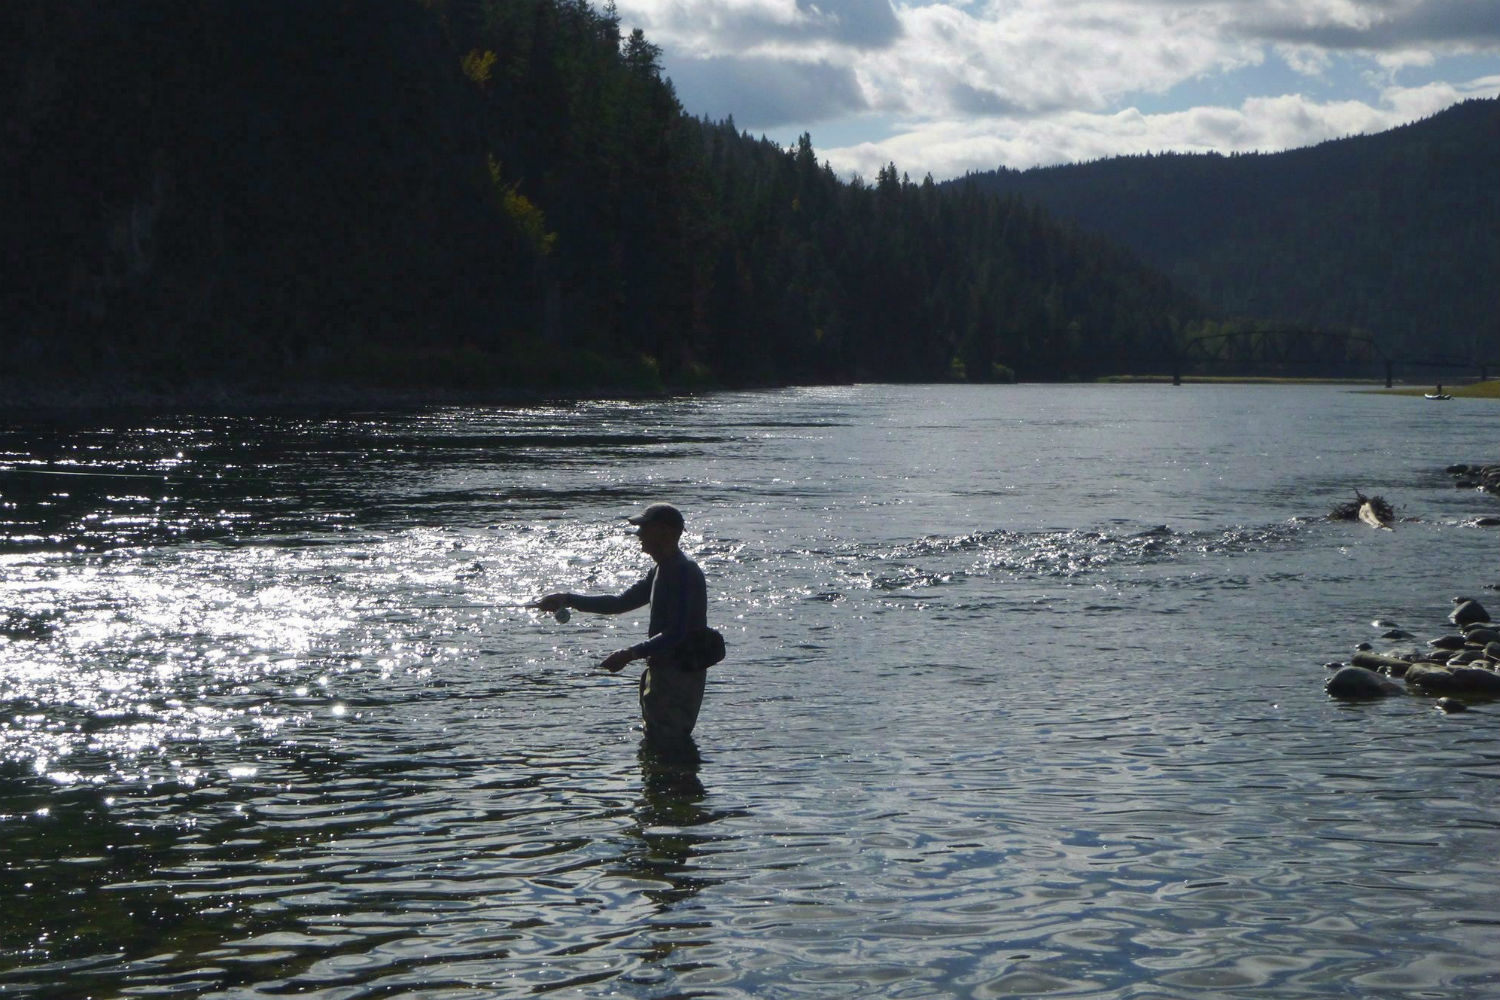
[1329, 489, 1394, 528]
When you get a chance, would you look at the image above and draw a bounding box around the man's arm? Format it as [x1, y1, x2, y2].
[536, 573, 652, 615]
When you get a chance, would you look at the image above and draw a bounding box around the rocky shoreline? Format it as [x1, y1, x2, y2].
[1447, 462, 1500, 498]
[1326, 597, 1500, 711]
[1324, 462, 1500, 710]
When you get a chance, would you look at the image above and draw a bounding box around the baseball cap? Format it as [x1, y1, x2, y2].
[627, 502, 685, 530]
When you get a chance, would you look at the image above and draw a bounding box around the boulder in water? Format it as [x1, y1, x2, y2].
[1450, 599, 1490, 627]
[1326, 666, 1403, 699]
[1400, 663, 1500, 697]
[1404, 663, 1459, 693]
[1451, 666, 1500, 696]
[1351, 651, 1413, 675]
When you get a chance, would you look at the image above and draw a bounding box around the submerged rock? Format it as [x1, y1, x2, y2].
[1326, 666, 1403, 699]
[1451, 667, 1500, 696]
[1351, 651, 1413, 675]
[1450, 599, 1491, 626]
[1448, 463, 1500, 497]
[1403, 663, 1500, 696]
[1404, 663, 1460, 693]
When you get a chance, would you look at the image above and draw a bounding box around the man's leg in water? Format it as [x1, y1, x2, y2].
[639, 660, 707, 743]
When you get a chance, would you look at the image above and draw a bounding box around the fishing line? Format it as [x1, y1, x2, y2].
[356, 601, 571, 622]
[0, 466, 171, 480]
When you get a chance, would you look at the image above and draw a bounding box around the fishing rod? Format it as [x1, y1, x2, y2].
[361, 601, 571, 622]
[0, 466, 170, 480]
[495, 602, 573, 622]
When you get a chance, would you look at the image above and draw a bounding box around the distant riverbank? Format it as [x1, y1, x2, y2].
[1103, 375, 1388, 386]
[0, 377, 705, 417]
[1105, 375, 1500, 398]
[6, 374, 1496, 416]
[1379, 380, 1500, 399]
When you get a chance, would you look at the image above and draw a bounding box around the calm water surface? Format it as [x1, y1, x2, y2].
[2, 384, 1499, 998]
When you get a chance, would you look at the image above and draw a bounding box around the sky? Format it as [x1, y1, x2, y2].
[610, 0, 1500, 181]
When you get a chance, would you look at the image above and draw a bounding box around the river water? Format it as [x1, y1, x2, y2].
[2, 384, 1499, 999]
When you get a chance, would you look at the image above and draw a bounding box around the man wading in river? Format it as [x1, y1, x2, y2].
[535, 503, 710, 746]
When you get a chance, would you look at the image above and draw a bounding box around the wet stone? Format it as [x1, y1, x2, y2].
[1450, 599, 1491, 627]
[1404, 663, 1459, 693]
[1452, 667, 1500, 696]
[1326, 666, 1403, 699]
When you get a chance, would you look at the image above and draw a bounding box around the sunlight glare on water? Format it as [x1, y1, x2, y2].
[2, 384, 1500, 998]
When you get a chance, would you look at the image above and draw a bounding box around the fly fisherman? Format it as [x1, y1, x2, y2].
[535, 503, 709, 745]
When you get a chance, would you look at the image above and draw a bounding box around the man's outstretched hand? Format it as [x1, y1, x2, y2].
[600, 649, 636, 673]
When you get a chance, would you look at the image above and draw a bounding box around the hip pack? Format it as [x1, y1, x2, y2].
[678, 627, 726, 670]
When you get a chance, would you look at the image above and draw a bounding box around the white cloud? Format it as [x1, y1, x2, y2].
[1276, 44, 1335, 76]
[1379, 75, 1500, 116]
[622, 0, 900, 55]
[615, 0, 1500, 178]
[820, 78, 1500, 180]
[864, 1, 1260, 117]
[1240, 0, 1500, 48]
[637, 0, 1268, 127]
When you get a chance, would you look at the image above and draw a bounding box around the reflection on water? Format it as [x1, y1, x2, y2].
[4, 386, 1500, 997]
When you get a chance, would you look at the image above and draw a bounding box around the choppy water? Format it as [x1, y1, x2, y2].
[3, 384, 1499, 999]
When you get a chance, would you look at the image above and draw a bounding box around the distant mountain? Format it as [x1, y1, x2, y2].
[952, 98, 1500, 363]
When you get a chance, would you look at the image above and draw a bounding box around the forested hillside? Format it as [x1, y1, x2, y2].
[955, 99, 1500, 362]
[1, 0, 1203, 400]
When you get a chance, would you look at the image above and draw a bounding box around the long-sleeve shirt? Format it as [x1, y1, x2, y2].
[568, 550, 707, 660]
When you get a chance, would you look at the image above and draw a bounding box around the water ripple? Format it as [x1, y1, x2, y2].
[6, 389, 1500, 997]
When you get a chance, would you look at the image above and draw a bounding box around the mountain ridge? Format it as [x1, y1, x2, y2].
[949, 97, 1500, 362]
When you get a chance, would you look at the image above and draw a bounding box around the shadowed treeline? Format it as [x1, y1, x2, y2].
[2, 0, 1206, 401]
